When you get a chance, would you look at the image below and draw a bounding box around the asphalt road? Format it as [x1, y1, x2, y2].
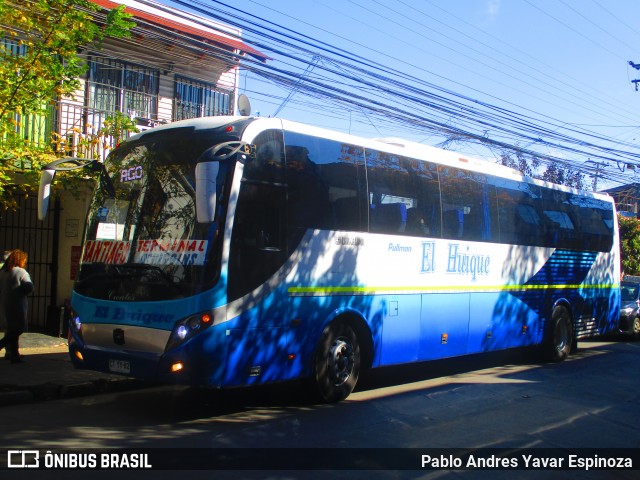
[1, 338, 638, 480]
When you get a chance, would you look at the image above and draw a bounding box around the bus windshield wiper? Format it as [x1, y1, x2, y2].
[109, 264, 179, 288]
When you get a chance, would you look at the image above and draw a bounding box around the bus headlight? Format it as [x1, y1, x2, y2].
[166, 311, 213, 351]
[69, 309, 83, 341]
[176, 325, 189, 340]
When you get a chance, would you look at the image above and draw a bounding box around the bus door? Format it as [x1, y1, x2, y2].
[226, 127, 290, 385]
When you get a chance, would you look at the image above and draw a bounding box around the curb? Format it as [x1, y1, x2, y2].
[0, 389, 35, 407]
[0, 335, 150, 407]
[0, 378, 148, 407]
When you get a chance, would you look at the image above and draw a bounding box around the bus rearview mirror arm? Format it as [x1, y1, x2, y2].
[37, 158, 116, 221]
[38, 168, 56, 221]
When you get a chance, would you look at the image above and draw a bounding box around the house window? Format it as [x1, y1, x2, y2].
[1, 37, 28, 57]
[1, 37, 52, 150]
[174, 76, 233, 120]
[88, 56, 159, 119]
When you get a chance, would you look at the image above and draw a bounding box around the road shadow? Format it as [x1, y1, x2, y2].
[154, 345, 546, 420]
[163, 338, 629, 419]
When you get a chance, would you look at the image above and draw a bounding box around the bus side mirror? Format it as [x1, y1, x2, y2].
[195, 162, 219, 223]
[38, 169, 56, 221]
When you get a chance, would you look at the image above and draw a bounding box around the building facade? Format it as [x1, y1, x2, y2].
[0, 0, 265, 332]
[603, 183, 640, 218]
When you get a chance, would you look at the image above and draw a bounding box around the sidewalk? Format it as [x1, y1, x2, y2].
[0, 332, 145, 406]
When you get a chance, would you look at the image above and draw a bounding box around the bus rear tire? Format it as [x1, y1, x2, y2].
[314, 321, 361, 403]
[545, 305, 573, 362]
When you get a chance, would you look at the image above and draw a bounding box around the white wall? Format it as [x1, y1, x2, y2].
[56, 188, 92, 305]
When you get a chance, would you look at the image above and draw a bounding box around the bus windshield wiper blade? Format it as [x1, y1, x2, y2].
[110, 264, 178, 286]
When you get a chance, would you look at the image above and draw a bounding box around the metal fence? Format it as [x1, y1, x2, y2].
[174, 75, 233, 120]
[0, 194, 59, 332]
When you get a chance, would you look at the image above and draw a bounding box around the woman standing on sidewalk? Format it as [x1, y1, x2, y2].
[0, 249, 34, 363]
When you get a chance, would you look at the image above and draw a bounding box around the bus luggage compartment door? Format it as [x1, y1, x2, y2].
[420, 293, 470, 360]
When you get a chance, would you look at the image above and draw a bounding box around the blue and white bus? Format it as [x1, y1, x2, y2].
[39, 116, 620, 402]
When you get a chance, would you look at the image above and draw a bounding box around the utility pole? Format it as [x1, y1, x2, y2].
[586, 159, 608, 191]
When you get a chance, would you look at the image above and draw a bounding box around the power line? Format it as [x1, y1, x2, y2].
[136, 0, 640, 186]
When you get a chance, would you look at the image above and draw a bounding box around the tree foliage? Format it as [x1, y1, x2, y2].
[498, 150, 586, 190]
[619, 214, 640, 276]
[498, 151, 540, 178]
[539, 162, 586, 190]
[0, 0, 134, 208]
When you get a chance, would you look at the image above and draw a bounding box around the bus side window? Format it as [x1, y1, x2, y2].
[406, 207, 430, 235]
[285, 144, 331, 230]
[284, 132, 367, 233]
[364, 150, 442, 238]
[333, 196, 362, 231]
[367, 150, 415, 235]
[493, 177, 544, 246]
[443, 208, 464, 238]
[577, 199, 613, 251]
[371, 202, 407, 233]
[439, 166, 498, 242]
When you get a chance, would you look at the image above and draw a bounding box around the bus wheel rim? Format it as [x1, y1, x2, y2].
[554, 318, 568, 352]
[327, 336, 354, 386]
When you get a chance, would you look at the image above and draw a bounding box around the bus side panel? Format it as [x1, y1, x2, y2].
[223, 326, 288, 386]
[599, 285, 621, 334]
[285, 295, 323, 380]
[467, 292, 508, 353]
[466, 292, 542, 352]
[503, 293, 543, 348]
[222, 289, 290, 386]
[588, 251, 620, 335]
[178, 325, 229, 387]
[419, 293, 470, 361]
[285, 294, 384, 379]
[378, 294, 420, 364]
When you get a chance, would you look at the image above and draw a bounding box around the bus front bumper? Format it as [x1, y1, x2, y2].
[68, 340, 218, 387]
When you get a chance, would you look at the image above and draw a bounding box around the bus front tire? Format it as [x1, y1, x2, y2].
[545, 306, 573, 362]
[314, 322, 361, 403]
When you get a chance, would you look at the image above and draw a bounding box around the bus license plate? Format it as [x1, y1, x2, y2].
[109, 359, 131, 374]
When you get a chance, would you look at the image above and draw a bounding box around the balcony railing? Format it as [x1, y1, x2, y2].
[9, 90, 234, 162]
[8, 100, 139, 162]
[55, 101, 127, 161]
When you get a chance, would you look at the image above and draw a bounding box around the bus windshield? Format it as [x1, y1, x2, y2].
[76, 125, 242, 301]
